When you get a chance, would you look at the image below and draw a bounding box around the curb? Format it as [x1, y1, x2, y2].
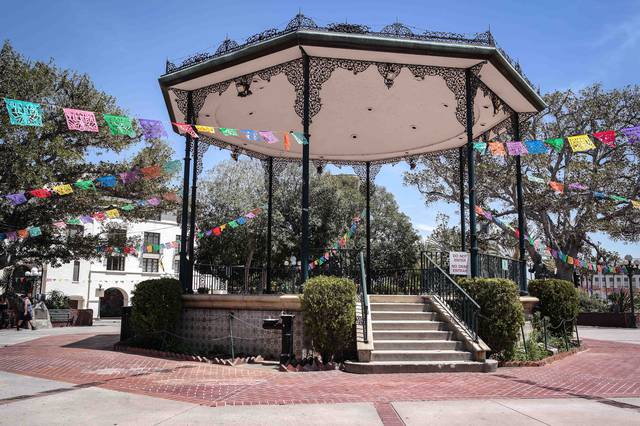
[499, 345, 586, 368]
[113, 342, 263, 366]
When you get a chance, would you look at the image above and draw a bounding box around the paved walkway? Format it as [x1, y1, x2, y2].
[0, 326, 639, 424]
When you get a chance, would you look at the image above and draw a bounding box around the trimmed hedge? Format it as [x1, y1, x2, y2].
[458, 277, 524, 359]
[528, 279, 579, 334]
[131, 278, 183, 338]
[302, 275, 356, 363]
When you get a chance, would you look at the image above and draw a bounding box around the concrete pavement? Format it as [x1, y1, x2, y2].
[578, 326, 640, 345]
[0, 319, 120, 347]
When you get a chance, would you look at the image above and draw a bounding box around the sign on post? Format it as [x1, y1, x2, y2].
[501, 259, 509, 271]
[449, 251, 470, 276]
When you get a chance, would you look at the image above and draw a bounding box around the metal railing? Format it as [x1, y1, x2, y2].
[369, 268, 423, 295]
[357, 252, 369, 344]
[422, 253, 480, 341]
[477, 252, 522, 284]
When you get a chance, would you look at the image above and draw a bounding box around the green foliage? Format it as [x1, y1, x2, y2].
[607, 291, 633, 313]
[196, 160, 420, 270]
[510, 326, 549, 361]
[301, 275, 356, 362]
[579, 292, 609, 313]
[458, 278, 524, 359]
[0, 41, 178, 270]
[405, 84, 640, 280]
[196, 287, 210, 294]
[131, 278, 182, 339]
[529, 279, 580, 334]
[44, 289, 70, 309]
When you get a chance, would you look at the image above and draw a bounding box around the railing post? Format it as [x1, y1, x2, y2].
[465, 68, 479, 277]
[300, 50, 311, 283]
[513, 112, 528, 295]
[178, 92, 193, 294]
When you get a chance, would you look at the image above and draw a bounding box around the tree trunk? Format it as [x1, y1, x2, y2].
[244, 238, 256, 293]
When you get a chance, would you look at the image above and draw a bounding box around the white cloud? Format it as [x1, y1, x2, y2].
[415, 223, 435, 235]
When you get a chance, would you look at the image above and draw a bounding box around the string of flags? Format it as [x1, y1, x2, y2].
[2, 97, 308, 151]
[195, 207, 264, 238]
[0, 192, 178, 243]
[97, 206, 264, 256]
[526, 175, 640, 210]
[472, 126, 640, 156]
[2, 159, 182, 207]
[474, 205, 630, 274]
[308, 209, 365, 270]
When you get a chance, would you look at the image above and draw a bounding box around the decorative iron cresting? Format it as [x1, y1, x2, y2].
[163, 13, 532, 88]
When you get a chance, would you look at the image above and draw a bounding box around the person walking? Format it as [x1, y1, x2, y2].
[16, 294, 36, 331]
[15, 294, 25, 331]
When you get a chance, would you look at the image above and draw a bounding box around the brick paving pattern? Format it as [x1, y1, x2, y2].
[1, 333, 639, 408]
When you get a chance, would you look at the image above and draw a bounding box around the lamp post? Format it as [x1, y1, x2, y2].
[622, 255, 639, 328]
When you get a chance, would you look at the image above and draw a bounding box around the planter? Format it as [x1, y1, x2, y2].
[577, 312, 637, 328]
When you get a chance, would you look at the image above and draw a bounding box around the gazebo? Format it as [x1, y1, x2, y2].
[158, 14, 545, 296]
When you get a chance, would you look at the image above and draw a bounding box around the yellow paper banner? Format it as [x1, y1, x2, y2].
[195, 125, 215, 134]
[105, 209, 120, 219]
[52, 184, 73, 196]
[567, 134, 596, 152]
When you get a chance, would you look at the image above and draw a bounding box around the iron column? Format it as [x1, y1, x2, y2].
[513, 113, 528, 294]
[187, 123, 199, 293]
[178, 92, 193, 293]
[366, 161, 372, 293]
[301, 51, 310, 282]
[465, 69, 478, 277]
[266, 157, 273, 293]
[459, 146, 466, 251]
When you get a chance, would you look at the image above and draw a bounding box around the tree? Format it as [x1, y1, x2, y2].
[0, 42, 178, 279]
[405, 84, 640, 279]
[195, 159, 420, 271]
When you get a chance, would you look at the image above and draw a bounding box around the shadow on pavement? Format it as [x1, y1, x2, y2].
[62, 334, 119, 350]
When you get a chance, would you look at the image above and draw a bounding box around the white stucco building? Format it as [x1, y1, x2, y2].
[582, 272, 640, 298]
[43, 212, 182, 317]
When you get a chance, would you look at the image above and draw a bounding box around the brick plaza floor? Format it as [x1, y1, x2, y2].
[0, 333, 639, 407]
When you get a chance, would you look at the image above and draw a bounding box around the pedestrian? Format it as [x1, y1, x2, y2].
[15, 294, 25, 331]
[16, 294, 36, 331]
[0, 294, 9, 329]
[23, 294, 35, 330]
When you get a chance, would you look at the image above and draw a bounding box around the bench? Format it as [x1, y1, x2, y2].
[49, 309, 74, 326]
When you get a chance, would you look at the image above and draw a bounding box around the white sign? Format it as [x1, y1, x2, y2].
[449, 251, 470, 276]
[502, 259, 509, 271]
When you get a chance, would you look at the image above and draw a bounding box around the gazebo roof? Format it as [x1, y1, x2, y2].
[159, 15, 546, 165]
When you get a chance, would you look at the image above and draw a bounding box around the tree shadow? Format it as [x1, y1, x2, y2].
[62, 334, 119, 351]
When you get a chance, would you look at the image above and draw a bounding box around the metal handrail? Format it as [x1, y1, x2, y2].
[422, 253, 480, 341]
[358, 252, 369, 344]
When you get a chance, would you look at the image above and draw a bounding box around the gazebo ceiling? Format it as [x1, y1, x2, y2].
[159, 16, 546, 164]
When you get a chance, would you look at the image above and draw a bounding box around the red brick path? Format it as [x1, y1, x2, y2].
[1, 333, 639, 409]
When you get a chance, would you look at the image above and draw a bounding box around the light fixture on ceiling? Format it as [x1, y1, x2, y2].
[230, 150, 239, 161]
[408, 158, 417, 170]
[235, 77, 252, 97]
[316, 164, 324, 174]
[351, 134, 358, 141]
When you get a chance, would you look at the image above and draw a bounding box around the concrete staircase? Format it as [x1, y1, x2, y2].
[345, 295, 496, 374]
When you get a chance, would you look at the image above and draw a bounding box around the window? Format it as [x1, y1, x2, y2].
[149, 211, 162, 221]
[144, 232, 161, 253]
[143, 258, 159, 273]
[107, 228, 127, 246]
[72, 261, 80, 282]
[173, 258, 180, 274]
[594, 277, 599, 282]
[107, 256, 125, 271]
[175, 235, 181, 252]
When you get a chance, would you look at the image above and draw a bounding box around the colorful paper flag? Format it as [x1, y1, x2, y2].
[545, 138, 564, 152]
[632, 200, 640, 209]
[213, 227, 221, 236]
[147, 197, 161, 206]
[472, 142, 487, 153]
[138, 119, 167, 139]
[283, 133, 291, 151]
[162, 192, 178, 202]
[120, 204, 135, 211]
[567, 134, 596, 152]
[119, 170, 139, 184]
[228, 220, 239, 228]
[17, 229, 29, 239]
[506, 141, 528, 156]
[52, 184, 73, 196]
[549, 181, 564, 193]
[6, 192, 27, 205]
[29, 188, 51, 198]
[259, 131, 279, 143]
[63, 108, 99, 132]
[141, 165, 162, 179]
[103, 114, 136, 137]
[291, 132, 308, 145]
[219, 127, 239, 137]
[195, 125, 215, 134]
[173, 122, 199, 138]
[488, 142, 506, 156]
[592, 130, 616, 147]
[28, 226, 42, 237]
[240, 129, 260, 141]
[163, 160, 182, 174]
[620, 126, 640, 144]
[74, 180, 96, 191]
[527, 175, 545, 184]
[568, 183, 588, 191]
[524, 140, 547, 154]
[105, 209, 120, 219]
[92, 212, 106, 222]
[66, 218, 82, 225]
[79, 215, 94, 224]
[5, 98, 43, 127]
[52, 221, 67, 229]
[96, 175, 117, 188]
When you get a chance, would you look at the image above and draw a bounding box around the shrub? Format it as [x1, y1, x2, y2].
[579, 292, 609, 313]
[131, 278, 182, 339]
[457, 278, 524, 359]
[528, 279, 579, 335]
[196, 287, 210, 294]
[302, 275, 356, 363]
[45, 290, 70, 309]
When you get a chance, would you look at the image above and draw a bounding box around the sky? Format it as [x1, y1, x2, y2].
[1, 0, 639, 257]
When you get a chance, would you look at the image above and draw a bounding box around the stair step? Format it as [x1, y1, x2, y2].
[372, 330, 452, 340]
[371, 320, 447, 331]
[369, 302, 428, 312]
[344, 360, 497, 374]
[371, 311, 437, 321]
[369, 295, 424, 303]
[374, 340, 461, 351]
[371, 350, 473, 362]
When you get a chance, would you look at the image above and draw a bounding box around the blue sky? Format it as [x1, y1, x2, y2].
[2, 0, 639, 256]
